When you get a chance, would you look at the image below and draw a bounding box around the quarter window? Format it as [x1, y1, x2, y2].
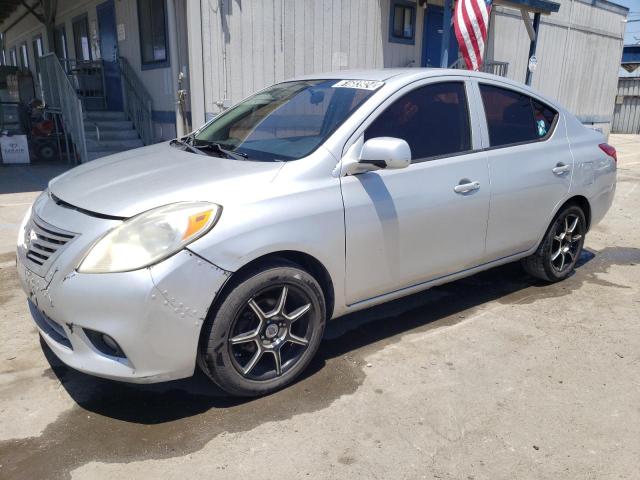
[365, 82, 472, 162]
[532, 98, 557, 139]
[138, 0, 169, 67]
[479, 84, 558, 147]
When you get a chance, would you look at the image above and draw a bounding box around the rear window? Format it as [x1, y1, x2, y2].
[479, 84, 558, 148]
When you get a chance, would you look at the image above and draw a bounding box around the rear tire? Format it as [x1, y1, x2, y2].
[199, 260, 326, 397]
[522, 204, 586, 283]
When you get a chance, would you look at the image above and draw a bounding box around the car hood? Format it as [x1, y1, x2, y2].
[49, 142, 285, 217]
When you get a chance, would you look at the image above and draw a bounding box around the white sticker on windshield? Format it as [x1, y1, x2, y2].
[332, 80, 384, 91]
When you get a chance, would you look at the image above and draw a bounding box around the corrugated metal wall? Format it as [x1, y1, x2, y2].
[201, 0, 625, 133]
[612, 78, 640, 134]
[489, 0, 625, 135]
[201, 0, 424, 117]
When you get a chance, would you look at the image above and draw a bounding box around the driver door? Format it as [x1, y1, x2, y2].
[341, 80, 490, 305]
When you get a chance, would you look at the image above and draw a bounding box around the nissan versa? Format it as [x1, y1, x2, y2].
[16, 70, 617, 396]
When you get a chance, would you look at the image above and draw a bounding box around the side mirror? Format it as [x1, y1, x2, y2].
[358, 137, 411, 171]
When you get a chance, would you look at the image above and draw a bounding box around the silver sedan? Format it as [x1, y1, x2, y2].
[16, 69, 617, 396]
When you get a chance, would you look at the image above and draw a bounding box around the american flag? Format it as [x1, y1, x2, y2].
[453, 0, 492, 71]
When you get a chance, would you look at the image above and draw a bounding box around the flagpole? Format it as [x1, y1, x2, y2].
[441, 0, 453, 68]
[525, 12, 541, 85]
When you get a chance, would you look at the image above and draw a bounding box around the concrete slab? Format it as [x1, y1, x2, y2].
[0, 137, 638, 480]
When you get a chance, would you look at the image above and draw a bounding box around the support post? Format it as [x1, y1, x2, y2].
[440, 0, 453, 68]
[186, 0, 205, 128]
[166, 0, 186, 137]
[525, 12, 541, 86]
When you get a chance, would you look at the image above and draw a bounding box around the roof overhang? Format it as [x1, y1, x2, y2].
[0, 0, 22, 26]
[495, 0, 560, 15]
[622, 45, 640, 74]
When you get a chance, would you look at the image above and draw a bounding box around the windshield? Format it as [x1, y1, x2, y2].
[192, 80, 379, 161]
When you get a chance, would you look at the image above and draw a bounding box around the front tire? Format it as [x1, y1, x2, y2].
[199, 261, 326, 397]
[522, 204, 586, 282]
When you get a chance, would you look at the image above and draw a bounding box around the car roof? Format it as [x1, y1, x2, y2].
[290, 68, 512, 82]
[287, 68, 562, 110]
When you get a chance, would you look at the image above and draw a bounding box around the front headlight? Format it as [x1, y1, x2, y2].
[17, 204, 33, 249]
[78, 202, 221, 273]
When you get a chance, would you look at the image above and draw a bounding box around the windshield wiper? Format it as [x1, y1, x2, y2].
[193, 141, 249, 161]
[170, 138, 207, 155]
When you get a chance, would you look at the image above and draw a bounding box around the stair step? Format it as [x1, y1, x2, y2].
[84, 120, 134, 131]
[86, 138, 144, 151]
[85, 110, 127, 121]
[85, 129, 140, 141]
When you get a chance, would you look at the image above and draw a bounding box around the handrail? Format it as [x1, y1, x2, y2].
[118, 56, 154, 145]
[449, 58, 509, 77]
[61, 58, 107, 110]
[38, 53, 87, 164]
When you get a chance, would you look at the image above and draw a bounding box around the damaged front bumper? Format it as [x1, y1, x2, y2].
[17, 194, 231, 383]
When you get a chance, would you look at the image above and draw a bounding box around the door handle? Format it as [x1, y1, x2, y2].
[454, 180, 480, 194]
[552, 162, 571, 175]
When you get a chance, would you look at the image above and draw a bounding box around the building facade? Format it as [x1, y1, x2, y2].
[0, 0, 628, 163]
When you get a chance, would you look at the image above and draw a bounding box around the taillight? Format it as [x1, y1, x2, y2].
[599, 143, 617, 163]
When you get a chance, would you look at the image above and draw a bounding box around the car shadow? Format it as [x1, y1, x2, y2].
[41, 249, 598, 424]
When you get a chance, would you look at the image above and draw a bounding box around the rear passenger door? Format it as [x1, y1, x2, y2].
[477, 82, 573, 261]
[341, 79, 490, 305]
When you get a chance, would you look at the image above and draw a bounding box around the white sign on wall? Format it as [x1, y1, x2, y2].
[117, 23, 126, 42]
[0, 135, 30, 164]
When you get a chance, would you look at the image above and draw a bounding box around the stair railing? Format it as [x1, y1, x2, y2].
[118, 56, 154, 146]
[449, 58, 509, 77]
[38, 53, 87, 164]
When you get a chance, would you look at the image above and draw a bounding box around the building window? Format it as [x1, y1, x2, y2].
[54, 25, 68, 60]
[10, 47, 17, 67]
[73, 14, 92, 61]
[389, 0, 416, 45]
[20, 43, 29, 69]
[138, 0, 169, 69]
[32, 35, 43, 72]
[0, 32, 5, 66]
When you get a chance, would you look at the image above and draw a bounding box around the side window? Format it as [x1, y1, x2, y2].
[365, 82, 471, 162]
[479, 84, 557, 147]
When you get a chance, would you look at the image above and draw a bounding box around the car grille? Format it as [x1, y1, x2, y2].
[25, 216, 76, 267]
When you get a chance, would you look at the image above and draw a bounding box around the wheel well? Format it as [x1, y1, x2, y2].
[562, 195, 591, 231]
[216, 251, 335, 320]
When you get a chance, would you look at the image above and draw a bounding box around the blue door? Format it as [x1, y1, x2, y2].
[97, 0, 123, 111]
[421, 6, 458, 67]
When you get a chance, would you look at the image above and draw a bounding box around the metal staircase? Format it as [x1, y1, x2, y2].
[84, 110, 144, 161]
[38, 53, 153, 163]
